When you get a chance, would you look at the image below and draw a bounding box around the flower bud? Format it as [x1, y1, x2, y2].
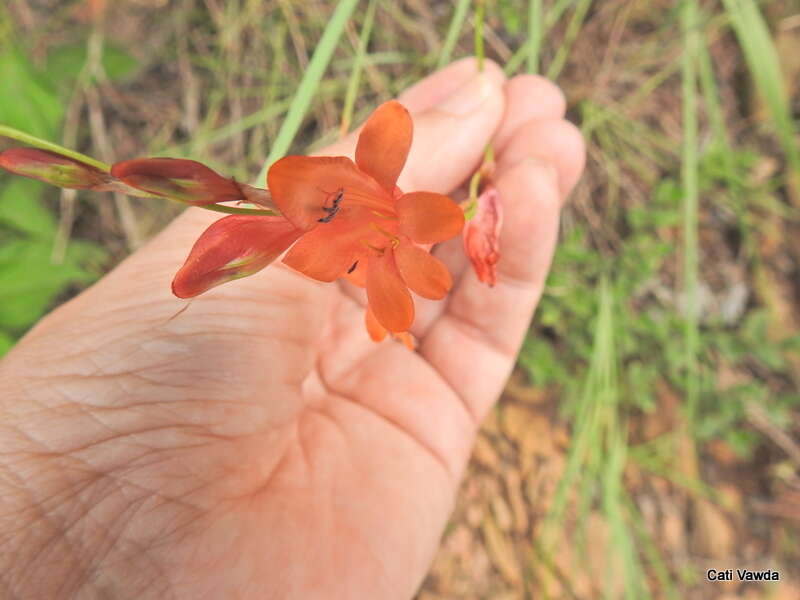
[463, 185, 502, 287]
[0, 148, 111, 189]
[172, 215, 303, 298]
[111, 158, 246, 205]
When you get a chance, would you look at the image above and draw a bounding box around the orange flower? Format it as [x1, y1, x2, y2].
[268, 100, 463, 335]
[463, 185, 502, 287]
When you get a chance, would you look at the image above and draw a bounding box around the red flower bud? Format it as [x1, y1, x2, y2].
[0, 148, 111, 189]
[463, 185, 502, 287]
[111, 158, 246, 205]
[172, 215, 303, 298]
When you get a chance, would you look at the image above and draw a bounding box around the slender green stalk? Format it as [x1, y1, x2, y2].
[340, 0, 378, 137]
[504, 0, 575, 75]
[196, 204, 274, 216]
[0, 124, 110, 171]
[546, 0, 593, 80]
[526, 0, 543, 74]
[0, 125, 274, 216]
[474, 0, 485, 71]
[722, 0, 800, 183]
[437, 0, 471, 69]
[257, 0, 359, 183]
[681, 0, 700, 422]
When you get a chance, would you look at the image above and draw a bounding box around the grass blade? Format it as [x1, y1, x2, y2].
[527, 0, 543, 74]
[681, 0, 700, 421]
[437, 0, 471, 69]
[340, 0, 378, 137]
[257, 0, 359, 183]
[722, 0, 800, 195]
[546, 0, 593, 80]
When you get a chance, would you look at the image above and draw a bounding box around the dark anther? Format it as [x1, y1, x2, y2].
[347, 261, 359, 274]
[318, 188, 344, 223]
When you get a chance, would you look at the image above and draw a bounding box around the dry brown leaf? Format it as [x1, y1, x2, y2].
[692, 497, 736, 559]
[504, 470, 530, 534]
[472, 434, 500, 470]
[491, 495, 514, 532]
[481, 517, 522, 587]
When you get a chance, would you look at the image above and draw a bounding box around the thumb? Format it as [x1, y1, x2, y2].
[398, 63, 506, 193]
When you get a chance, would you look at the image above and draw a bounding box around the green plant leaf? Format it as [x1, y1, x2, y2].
[0, 177, 56, 238]
[0, 238, 105, 332]
[0, 46, 62, 139]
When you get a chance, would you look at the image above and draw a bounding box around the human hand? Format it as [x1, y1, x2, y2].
[0, 58, 584, 599]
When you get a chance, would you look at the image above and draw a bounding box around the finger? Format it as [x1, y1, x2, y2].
[419, 120, 586, 422]
[398, 57, 503, 112]
[430, 75, 571, 275]
[415, 76, 573, 333]
[496, 117, 585, 199]
[492, 74, 567, 152]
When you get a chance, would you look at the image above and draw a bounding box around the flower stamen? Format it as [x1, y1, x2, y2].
[317, 188, 344, 223]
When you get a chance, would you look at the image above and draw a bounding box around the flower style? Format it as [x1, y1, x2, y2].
[175, 100, 464, 341]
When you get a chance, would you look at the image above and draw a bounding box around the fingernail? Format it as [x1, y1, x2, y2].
[439, 73, 496, 116]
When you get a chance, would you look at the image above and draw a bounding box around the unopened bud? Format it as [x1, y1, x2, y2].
[111, 158, 245, 205]
[0, 148, 110, 189]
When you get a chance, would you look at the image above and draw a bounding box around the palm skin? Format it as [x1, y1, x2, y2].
[0, 59, 584, 599]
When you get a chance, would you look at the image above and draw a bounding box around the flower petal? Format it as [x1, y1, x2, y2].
[366, 251, 414, 333]
[365, 305, 388, 342]
[172, 215, 303, 298]
[282, 207, 371, 282]
[111, 158, 243, 205]
[463, 186, 503, 286]
[393, 331, 416, 350]
[396, 191, 464, 244]
[267, 155, 390, 231]
[0, 148, 111, 189]
[394, 242, 453, 300]
[355, 100, 412, 194]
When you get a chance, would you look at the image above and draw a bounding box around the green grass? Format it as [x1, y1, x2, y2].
[722, 0, 800, 193]
[681, 0, 701, 426]
[256, 0, 359, 183]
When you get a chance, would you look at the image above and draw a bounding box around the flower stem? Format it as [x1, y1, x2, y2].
[463, 142, 494, 220]
[200, 204, 276, 216]
[0, 124, 110, 171]
[0, 125, 276, 217]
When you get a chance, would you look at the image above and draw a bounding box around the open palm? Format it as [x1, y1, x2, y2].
[0, 59, 583, 599]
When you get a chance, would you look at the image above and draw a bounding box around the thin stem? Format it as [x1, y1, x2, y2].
[200, 204, 275, 216]
[257, 0, 359, 183]
[0, 124, 110, 171]
[340, 0, 378, 137]
[681, 0, 700, 423]
[0, 124, 275, 217]
[437, 0, 471, 69]
[527, 0, 543, 74]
